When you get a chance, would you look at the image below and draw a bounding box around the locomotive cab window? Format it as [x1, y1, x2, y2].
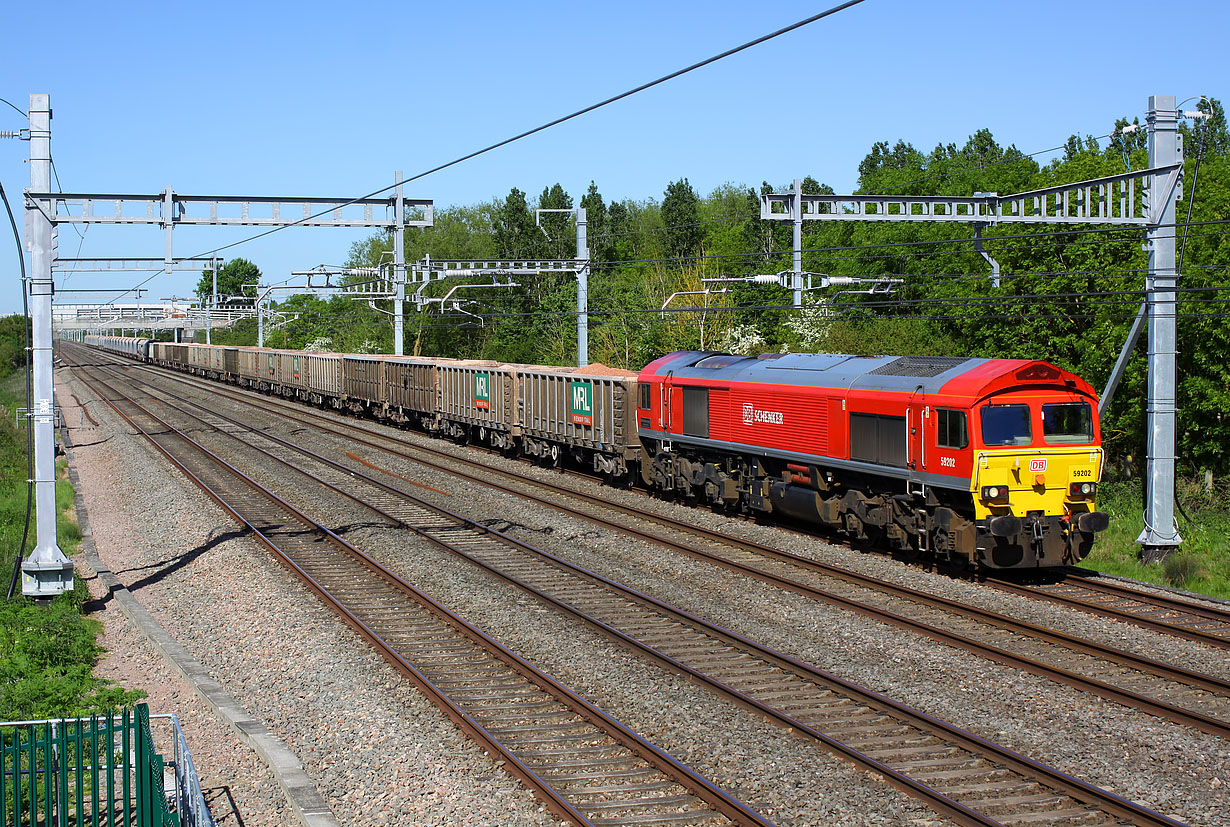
[980, 404, 1032, 446]
[936, 409, 968, 449]
[1041, 402, 1093, 444]
[638, 382, 651, 410]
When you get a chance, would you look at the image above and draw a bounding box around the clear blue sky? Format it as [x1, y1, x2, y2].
[1, 0, 1224, 314]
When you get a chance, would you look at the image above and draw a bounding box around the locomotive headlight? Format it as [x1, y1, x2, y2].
[1069, 482, 1097, 498]
[981, 485, 1009, 502]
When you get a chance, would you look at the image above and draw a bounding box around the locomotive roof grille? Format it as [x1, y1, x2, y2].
[868, 355, 972, 378]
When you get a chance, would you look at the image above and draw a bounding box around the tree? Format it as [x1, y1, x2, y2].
[195, 257, 261, 305]
[605, 200, 634, 262]
[493, 188, 541, 258]
[662, 178, 701, 263]
[857, 140, 925, 194]
[580, 181, 609, 263]
[537, 183, 574, 259]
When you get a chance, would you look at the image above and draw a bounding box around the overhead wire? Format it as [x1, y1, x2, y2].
[227, 287, 1230, 325]
[0, 97, 26, 119]
[116, 0, 870, 304]
[85, 75, 1226, 347]
[47, 157, 88, 272]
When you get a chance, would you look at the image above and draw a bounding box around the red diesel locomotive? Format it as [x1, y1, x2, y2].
[636, 351, 1109, 569]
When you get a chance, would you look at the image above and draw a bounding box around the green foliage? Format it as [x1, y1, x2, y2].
[581, 182, 610, 263]
[538, 183, 575, 260]
[494, 188, 542, 259]
[0, 315, 28, 378]
[0, 590, 145, 720]
[661, 178, 701, 262]
[0, 366, 144, 720]
[1080, 480, 1230, 599]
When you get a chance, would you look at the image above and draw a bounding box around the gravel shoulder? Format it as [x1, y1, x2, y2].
[58, 368, 563, 827]
[60, 361, 1230, 827]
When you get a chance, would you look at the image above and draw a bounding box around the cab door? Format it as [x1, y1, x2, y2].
[661, 371, 674, 434]
[908, 385, 927, 474]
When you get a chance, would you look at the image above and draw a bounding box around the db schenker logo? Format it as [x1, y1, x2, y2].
[742, 403, 784, 426]
[1029, 458, 1048, 472]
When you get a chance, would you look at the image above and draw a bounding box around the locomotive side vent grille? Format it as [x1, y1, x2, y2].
[869, 355, 971, 378]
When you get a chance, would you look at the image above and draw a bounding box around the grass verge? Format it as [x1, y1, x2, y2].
[1079, 479, 1230, 600]
[0, 368, 145, 720]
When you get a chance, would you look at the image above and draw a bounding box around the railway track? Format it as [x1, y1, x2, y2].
[71, 360, 775, 827]
[83, 347, 1230, 740]
[67, 349, 1194, 827]
[95, 350, 1230, 654]
[986, 574, 1230, 649]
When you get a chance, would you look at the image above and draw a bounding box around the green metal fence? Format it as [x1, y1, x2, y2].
[0, 704, 183, 827]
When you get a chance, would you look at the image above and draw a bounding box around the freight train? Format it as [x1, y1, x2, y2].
[81, 335, 1109, 570]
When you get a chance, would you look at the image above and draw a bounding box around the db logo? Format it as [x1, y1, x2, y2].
[1029, 458, 1048, 473]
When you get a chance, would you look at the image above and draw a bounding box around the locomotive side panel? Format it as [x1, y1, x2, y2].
[720, 384, 834, 458]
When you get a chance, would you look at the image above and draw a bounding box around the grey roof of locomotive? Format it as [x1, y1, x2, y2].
[650, 350, 998, 396]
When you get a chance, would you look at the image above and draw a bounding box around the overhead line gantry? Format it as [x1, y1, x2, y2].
[761, 95, 1190, 561]
[18, 92, 432, 596]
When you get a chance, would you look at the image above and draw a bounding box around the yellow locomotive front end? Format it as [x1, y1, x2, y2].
[969, 394, 1109, 568]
